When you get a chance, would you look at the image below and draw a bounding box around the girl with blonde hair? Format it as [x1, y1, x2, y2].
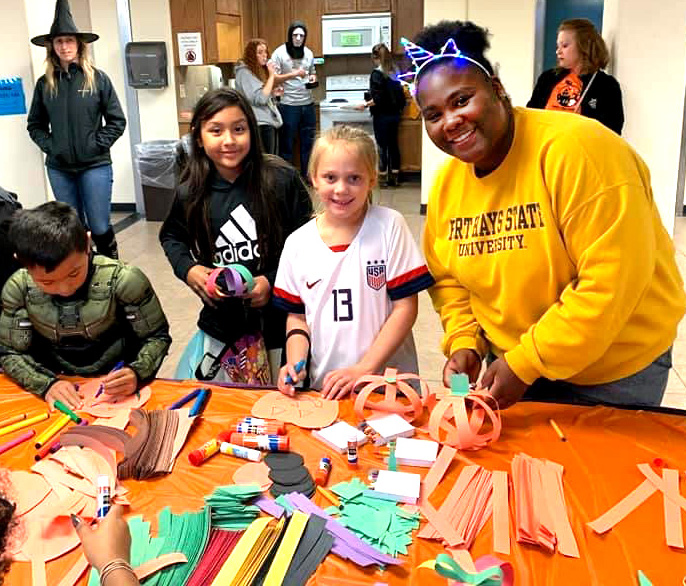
[274, 125, 433, 399]
[27, 0, 126, 259]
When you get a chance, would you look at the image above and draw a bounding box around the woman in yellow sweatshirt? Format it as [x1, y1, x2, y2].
[409, 21, 686, 409]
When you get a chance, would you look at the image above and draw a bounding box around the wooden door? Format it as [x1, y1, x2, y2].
[285, 0, 323, 56]
[255, 0, 288, 55]
[393, 0, 422, 54]
[169, 0, 205, 66]
[323, 0, 356, 14]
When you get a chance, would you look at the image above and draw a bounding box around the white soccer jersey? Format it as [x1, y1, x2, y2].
[274, 205, 434, 389]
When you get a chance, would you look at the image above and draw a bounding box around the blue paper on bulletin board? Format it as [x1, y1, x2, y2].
[0, 77, 27, 116]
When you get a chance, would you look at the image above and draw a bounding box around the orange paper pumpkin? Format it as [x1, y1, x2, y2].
[428, 389, 501, 450]
[353, 367, 432, 422]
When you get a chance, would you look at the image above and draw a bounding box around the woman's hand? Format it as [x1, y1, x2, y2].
[442, 349, 482, 387]
[186, 265, 217, 307]
[245, 276, 271, 308]
[277, 361, 307, 397]
[321, 365, 365, 400]
[72, 504, 131, 571]
[46, 381, 83, 411]
[267, 61, 276, 76]
[480, 357, 529, 409]
[102, 367, 138, 397]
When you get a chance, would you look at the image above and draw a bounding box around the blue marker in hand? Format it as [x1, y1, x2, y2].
[285, 359, 306, 385]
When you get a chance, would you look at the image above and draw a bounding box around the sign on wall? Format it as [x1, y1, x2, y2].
[177, 32, 203, 66]
[0, 77, 27, 116]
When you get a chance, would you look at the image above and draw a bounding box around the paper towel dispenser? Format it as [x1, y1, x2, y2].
[125, 42, 168, 88]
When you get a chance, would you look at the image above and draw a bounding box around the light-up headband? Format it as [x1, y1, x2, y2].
[397, 37, 492, 94]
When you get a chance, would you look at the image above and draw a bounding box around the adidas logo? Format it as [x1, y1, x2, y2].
[213, 204, 260, 264]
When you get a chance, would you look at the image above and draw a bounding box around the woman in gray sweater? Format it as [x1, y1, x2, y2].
[235, 39, 283, 154]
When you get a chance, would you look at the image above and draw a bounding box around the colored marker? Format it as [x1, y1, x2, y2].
[34, 414, 71, 448]
[229, 432, 289, 452]
[0, 430, 36, 456]
[0, 412, 49, 437]
[53, 400, 81, 424]
[285, 359, 306, 385]
[549, 419, 567, 442]
[34, 418, 88, 461]
[188, 438, 220, 466]
[189, 388, 211, 417]
[169, 388, 202, 410]
[347, 435, 358, 469]
[96, 475, 111, 518]
[0, 413, 28, 429]
[95, 361, 126, 398]
[316, 485, 340, 507]
[219, 441, 263, 462]
[315, 457, 332, 486]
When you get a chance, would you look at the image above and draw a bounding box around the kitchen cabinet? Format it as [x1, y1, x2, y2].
[398, 118, 421, 172]
[323, 0, 390, 13]
[393, 0, 422, 54]
[256, 0, 322, 56]
[170, 0, 250, 64]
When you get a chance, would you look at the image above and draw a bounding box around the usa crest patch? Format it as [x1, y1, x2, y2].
[366, 260, 386, 290]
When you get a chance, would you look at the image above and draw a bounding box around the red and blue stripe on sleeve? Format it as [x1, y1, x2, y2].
[273, 287, 306, 314]
[387, 265, 435, 301]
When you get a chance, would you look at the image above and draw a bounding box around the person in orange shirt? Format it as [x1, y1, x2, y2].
[527, 18, 624, 134]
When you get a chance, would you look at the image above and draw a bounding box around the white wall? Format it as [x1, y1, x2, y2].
[0, 2, 49, 209]
[130, 0, 178, 142]
[420, 0, 537, 207]
[603, 0, 685, 234]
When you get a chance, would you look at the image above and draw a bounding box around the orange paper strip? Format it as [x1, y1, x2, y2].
[587, 479, 657, 534]
[492, 470, 510, 555]
[662, 468, 683, 549]
[541, 461, 579, 558]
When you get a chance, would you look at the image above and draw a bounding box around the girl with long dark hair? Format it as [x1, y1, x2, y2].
[159, 88, 312, 384]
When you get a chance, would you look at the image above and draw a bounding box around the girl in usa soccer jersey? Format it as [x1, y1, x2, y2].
[273, 125, 434, 399]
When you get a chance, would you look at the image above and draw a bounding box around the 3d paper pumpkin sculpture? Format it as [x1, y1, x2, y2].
[353, 367, 433, 423]
[428, 374, 501, 450]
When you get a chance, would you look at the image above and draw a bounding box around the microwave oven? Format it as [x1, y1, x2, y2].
[322, 13, 391, 55]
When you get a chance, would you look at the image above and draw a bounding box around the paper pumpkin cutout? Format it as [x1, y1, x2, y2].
[78, 378, 151, 418]
[353, 367, 432, 423]
[233, 462, 273, 492]
[251, 392, 338, 429]
[428, 388, 501, 450]
[10, 470, 51, 516]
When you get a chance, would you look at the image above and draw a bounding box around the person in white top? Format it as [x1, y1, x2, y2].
[274, 125, 434, 399]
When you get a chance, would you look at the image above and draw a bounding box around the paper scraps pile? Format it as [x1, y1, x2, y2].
[204, 484, 262, 530]
[511, 452, 579, 557]
[60, 407, 195, 480]
[264, 452, 315, 498]
[328, 477, 420, 556]
[262, 492, 403, 568]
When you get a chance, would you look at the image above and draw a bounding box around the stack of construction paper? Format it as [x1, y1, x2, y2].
[329, 478, 420, 556]
[186, 529, 244, 586]
[264, 452, 315, 498]
[204, 484, 262, 530]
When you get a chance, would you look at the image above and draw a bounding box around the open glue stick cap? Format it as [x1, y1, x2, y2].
[97, 475, 110, 489]
[217, 430, 232, 443]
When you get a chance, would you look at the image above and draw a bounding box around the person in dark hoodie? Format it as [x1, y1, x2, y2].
[27, 0, 126, 259]
[159, 88, 312, 384]
[270, 20, 318, 176]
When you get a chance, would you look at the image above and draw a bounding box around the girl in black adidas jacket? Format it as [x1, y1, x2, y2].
[159, 88, 312, 384]
[27, 2, 125, 259]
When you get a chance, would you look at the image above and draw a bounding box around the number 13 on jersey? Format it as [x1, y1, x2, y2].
[333, 288, 353, 322]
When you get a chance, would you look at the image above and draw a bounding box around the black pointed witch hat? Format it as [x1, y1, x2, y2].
[30, 0, 99, 47]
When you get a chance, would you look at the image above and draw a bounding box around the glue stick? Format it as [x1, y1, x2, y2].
[96, 475, 111, 519]
[188, 438, 220, 466]
[219, 441, 263, 462]
[315, 457, 332, 486]
[347, 435, 358, 469]
[229, 432, 289, 452]
[232, 421, 285, 435]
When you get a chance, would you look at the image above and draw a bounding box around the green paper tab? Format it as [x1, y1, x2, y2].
[451, 373, 470, 396]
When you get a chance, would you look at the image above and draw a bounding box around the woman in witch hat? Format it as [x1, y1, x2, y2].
[27, 0, 126, 259]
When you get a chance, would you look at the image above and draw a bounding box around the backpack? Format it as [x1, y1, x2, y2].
[388, 76, 407, 114]
[0, 187, 21, 295]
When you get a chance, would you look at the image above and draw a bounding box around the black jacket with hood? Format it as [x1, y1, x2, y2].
[27, 63, 126, 172]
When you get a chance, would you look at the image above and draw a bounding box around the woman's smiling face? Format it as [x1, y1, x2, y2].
[416, 61, 511, 174]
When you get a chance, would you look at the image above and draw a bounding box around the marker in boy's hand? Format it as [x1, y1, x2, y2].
[102, 367, 138, 397]
[278, 359, 307, 397]
[186, 265, 218, 307]
[46, 380, 83, 411]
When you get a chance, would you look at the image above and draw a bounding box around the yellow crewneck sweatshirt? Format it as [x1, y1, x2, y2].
[424, 107, 685, 385]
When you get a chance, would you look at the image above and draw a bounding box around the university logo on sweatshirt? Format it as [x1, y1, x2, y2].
[213, 204, 260, 265]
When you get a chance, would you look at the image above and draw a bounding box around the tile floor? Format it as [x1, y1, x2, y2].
[115, 184, 686, 409]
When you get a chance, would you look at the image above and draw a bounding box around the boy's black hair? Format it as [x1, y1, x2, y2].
[9, 201, 88, 272]
[413, 20, 495, 78]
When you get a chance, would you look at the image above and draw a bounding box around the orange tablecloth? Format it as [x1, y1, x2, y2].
[3, 375, 686, 585]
